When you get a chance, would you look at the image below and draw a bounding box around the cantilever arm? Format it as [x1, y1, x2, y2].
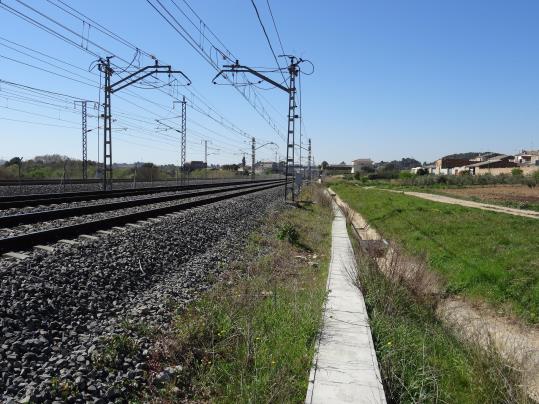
[212, 63, 289, 93]
[111, 64, 191, 93]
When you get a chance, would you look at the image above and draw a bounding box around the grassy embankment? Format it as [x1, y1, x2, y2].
[350, 240, 525, 402]
[142, 185, 333, 402]
[332, 182, 539, 324]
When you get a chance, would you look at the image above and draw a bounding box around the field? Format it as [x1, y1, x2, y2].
[435, 184, 539, 211]
[331, 182, 539, 323]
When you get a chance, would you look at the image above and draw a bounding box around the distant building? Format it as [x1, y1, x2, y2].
[255, 160, 278, 174]
[514, 150, 539, 166]
[467, 155, 517, 175]
[434, 158, 471, 175]
[325, 163, 352, 175]
[351, 158, 373, 173]
[468, 152, 502, 163]
[184, 160, 207, 171]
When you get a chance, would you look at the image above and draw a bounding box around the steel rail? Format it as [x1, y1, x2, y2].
[0, 181, 283, 254]
[0, 180, 283, 228]
[0, 178, 281, 209]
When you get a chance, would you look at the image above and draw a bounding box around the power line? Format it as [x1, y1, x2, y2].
[266, 0, 285, 56]
[250, 0, 287, 85]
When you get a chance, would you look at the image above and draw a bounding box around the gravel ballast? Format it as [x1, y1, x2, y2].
[0, 187, 284, 402]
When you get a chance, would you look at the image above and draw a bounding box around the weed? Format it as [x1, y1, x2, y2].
[143, 184, 333, 402]
[350, 238, 526, 403]
[276, 222, 300, 244]
[93, 334, 139, 369]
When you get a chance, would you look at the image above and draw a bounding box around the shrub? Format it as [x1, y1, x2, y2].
[512, 168, 523, 176]
[399, 171, 413, 179]
[276, 223, 299, 244]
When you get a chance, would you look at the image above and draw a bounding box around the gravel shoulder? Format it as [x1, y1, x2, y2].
[0, 187, 284, 402]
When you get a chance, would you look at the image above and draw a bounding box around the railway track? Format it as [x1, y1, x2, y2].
[0, 178, 280, 209]
[0, 180, 284, 255]
[0, 177, 254, 186]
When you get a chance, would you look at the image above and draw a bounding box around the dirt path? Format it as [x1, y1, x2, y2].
[328, 189, 539, 401]
[386, 190, 539, 219]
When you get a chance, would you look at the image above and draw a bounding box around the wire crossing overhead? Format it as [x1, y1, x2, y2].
[146, 0, 286, 140]
[213, 56, 310, 202]
[97, 57, 191, 190]
[0, 0, 266, 159]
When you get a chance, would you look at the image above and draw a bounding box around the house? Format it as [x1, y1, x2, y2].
[434, 158, 471, 175]
[351, 158, 373, 174]
[469, 152, 502, 163]
[467, 155, 517, 175]
[324, 163, 352, 175]
[255, 160, 278, 174]
[514, 150, 539, 166]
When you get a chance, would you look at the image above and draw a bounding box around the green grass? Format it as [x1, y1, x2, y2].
[145, 185, 333, 402]
[429, 190, 539, 213]
[332, 182, 539, 323]
[352, 242, 525, 403]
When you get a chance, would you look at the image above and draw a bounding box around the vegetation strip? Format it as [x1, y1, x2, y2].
[348, 238, 526, 403]
[126, 185, 334, 402]
[331, 182, 539, 324]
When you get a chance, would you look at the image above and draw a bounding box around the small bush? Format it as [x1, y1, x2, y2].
[277, 222, 299, 244]
[512, 168, 524, 176]
[399, 171, 413, 179]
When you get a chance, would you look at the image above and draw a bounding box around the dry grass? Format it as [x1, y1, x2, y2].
[138, 184, 333, 402]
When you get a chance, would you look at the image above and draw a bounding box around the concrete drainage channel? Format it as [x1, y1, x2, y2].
[306, 193, 386, 403]
[0, 186, 285, 402]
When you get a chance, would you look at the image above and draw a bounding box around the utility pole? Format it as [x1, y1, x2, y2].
[251, 137, 256, 181]
[205, 142, 209, 179]
[212, 56, 307, 202]
[285, 58, 299, 201]
[308, 138, 312, 181]
[181, 96, 187, 184]
[98, 57, 190, 190]
[99, 57, 113, 191]
[80, 101, 88, 180]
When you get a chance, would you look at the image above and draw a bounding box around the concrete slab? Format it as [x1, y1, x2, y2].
[34, 245, 54, 253]
[96, 230, 112, 235]
[79, 234, 99, 241]
[126, 223, 142, 228]
[112, 226, 126, 231]
[3, 252, 29, 260]
[306, 204, 385, 404]
[59, 239, 78, 245]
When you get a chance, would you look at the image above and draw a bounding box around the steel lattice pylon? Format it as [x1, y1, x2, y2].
[308, 138, 312, 181]
[181, 96, 187, 183]
[285, 60, 298, 201]
[81, 101, 88, 180]
[100, 58, 113, 191]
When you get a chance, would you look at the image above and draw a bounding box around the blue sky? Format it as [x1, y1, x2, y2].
[1, 0, 538, 166]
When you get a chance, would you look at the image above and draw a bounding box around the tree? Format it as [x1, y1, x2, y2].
[321, 161, 329, 170]
[4, 157, 22, 167]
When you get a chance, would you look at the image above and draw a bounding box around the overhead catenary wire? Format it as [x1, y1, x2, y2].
[0, 0, 291, 164]
[1, 1, 268, 146]
[249, 0, 287, 86]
